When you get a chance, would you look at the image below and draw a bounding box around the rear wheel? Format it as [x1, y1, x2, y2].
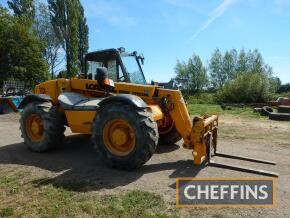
[20, 102, 65, 152]
[92, 103, 158, 169]
[159, 127, 182, 145]
[158, 115, 181, 145]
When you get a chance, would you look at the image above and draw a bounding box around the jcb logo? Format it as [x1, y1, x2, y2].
[86, 83, 98, 90]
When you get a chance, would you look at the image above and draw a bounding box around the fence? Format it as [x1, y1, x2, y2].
[3, 81, 25, 93]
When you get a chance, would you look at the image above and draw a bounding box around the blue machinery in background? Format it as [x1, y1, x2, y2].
[0, 81, 26, 114]
[0, 96, 24, 114]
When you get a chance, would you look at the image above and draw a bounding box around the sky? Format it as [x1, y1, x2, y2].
[1, 0, 290, 83]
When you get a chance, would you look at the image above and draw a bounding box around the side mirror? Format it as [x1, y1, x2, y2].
[96, 67, 109, 83]
[96, 67, 114, 88]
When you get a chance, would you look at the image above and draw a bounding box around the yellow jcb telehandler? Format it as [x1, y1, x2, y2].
[18, 48, 278, 176]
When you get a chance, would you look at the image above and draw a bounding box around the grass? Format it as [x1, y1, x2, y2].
[187, 103, 290, 144]
[0, 174, 22, 195]
[0, 170, 173, 217]
[0, 207, 14, 217]
[33, 177, 88, 192]
[187, 103, 262, 118]
[0, 168, 259, 218]
[0, 169, 218, 217]
[101, 190, 168, 217]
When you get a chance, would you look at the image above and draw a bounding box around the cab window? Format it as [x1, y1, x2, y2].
[86, 61, 103, 80]
[86, 59, 125, 82]
[118, 65, 125, 82]
[107, 59, 117, 81]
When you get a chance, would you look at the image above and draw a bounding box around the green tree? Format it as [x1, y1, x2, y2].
[175, 60, 189, 92]
[0, 6, 49, 87]
[216, 73, 270, 103]
[175, 54, 208, 95]
[209, 49, 225, 89]
[216, 49, 281, 103]
[247, 49, 264, 74]
[269, 76, 281, 93]
[48, 0, 89, 77]
[187, 54, 208, 92]
[34, 3, 63, 78]
[278, 83, 290, 93]
[236, 49, 247, 73]
[7, 0, 35, 19]
[230, 48, 238, 73]
[222, 50, 236, 80]
[78, 3, 89, 73]
[48, 0, 80, 77]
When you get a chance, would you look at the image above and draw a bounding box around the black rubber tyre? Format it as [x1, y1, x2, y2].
[277, 106, 290, 113]
[92, 103, 159, 170]
[20, 102, 65, 152]
[260, 106, 273, 116]
[269, 112, 290, 121]
[159, 126, 182, 145]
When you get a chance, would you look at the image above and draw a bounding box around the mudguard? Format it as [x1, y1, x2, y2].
[18, 94, 52, 109]
[98, 94, 147, 108]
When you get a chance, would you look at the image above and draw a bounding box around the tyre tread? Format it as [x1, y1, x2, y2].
[92, 103, 158, 170]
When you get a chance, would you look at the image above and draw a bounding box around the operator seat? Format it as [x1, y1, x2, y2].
[58, 92, 105, 111]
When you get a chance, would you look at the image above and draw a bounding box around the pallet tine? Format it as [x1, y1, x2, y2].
[214, 152, 276, 165]
[206, 132, 279, 177]
[209, 160, 279, 177]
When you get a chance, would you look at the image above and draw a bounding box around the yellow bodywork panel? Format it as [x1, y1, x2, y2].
[158, 89, 193, 146]
[34, 79, 71, 102]
[64, 111, 96, 134]
[158, 88, 219, 165]
[69, 78, 157, 99]
[148, 105, 164, 121]
[114, 82, 156, 98]
[35, 80, 58, 101]
[191, 115, 218, 164]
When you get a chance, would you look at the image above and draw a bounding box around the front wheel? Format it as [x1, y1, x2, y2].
[92, 103, 159, 170]
[20, 102, 65, 152]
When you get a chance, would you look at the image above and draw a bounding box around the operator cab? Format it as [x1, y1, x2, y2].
[84, 48, 146, 84]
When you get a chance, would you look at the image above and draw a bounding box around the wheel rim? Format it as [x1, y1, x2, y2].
[103, 119, 136, 156]
[26, 113, 44, 142]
